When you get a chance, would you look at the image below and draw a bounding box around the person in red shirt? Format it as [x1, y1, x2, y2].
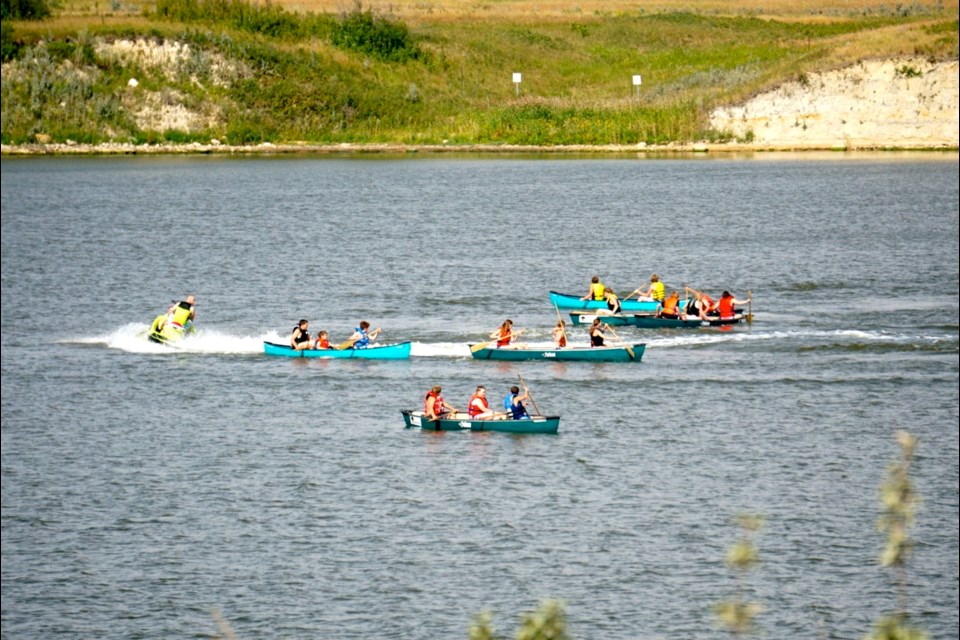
[489, 319, 520, 348]
[314, 330, 332, 349]
[467, 385, 496, 420]
[717, 291, 750, 319]
[553, 319, 568, 348]
[424, 386, 456, 420]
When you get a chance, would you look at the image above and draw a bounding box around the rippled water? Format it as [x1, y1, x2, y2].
[2, 153, 958, 639]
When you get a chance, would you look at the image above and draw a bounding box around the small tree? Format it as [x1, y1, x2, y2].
[715, 514, 764, 636]
[864, 432, 927, 640]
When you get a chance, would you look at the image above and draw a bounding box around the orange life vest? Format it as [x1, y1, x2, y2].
[718, 296, 736, 318]
[661, 294, 680, 317]
[468, 393, 489, 417]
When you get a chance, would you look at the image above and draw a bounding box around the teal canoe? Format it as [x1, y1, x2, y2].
[469, 343, 645, 362]
[402, 410, 560, 434]
[264, 341, 412, 359]
[549, 290, 688, 314]
[568, 310, 745, 329]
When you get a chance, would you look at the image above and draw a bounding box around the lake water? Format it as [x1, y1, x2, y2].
[1, 152, 958, 639]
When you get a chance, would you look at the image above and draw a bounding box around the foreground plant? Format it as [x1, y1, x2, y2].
[864, 432, 927, 640]
[470, 599, 569, 640]
[715, 514, 764, 636]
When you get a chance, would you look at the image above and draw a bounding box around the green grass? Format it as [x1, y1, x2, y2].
[1, 1, 957, 146]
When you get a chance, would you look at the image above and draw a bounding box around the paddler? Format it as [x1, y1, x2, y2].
[717, 291, 751, 320]
[350, 321, 381, 348]
[424, 386, 457, 420]
[290, 319, 312, 350]
[580, 275, 606, 301]
[628, 274, 665, 302]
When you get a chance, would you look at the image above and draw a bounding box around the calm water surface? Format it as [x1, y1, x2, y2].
[2, 153, 958, 639]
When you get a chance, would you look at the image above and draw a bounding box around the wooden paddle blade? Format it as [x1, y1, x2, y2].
[470, 340, 492, 353]
[336, 340, 355, 350]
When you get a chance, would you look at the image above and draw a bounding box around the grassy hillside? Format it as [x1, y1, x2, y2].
[1, 0, 957, 146]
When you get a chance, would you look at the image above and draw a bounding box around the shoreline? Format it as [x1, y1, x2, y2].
[3, 141, 958, 156]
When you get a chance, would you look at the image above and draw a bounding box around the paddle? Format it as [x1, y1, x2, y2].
[470, 329, 524, 353]
[553, 302, 568, 346]
[604, 325, 635, 360]
[518, 374, 541, 416]
[337, 326, 382, 350]
[747, 290, 753, 324]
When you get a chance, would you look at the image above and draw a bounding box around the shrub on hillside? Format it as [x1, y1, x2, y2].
[1, 0, 51, 20]
[1, 21, 21, 61]
[331, 2, 420, 62]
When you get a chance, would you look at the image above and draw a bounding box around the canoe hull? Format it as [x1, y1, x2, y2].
[402, 410, 560, 434]
[569, 311, 745, 329]
[550, 290, 687, 314]
[264, 341, 412, 359]
[469, 344, 645, 362]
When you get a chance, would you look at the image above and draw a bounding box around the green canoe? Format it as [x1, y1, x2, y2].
[568, 311, 745, 329]
[469, 343, 644, 362]
[402, 410, 560, 434]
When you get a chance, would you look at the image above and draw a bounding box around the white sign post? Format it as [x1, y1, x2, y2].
[513, 72, 522, 97]
[632, 74, 642, 98]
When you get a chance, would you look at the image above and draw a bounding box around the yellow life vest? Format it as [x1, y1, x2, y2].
[650, 281, 665, 301]
[591, 282, 606, 301]
[171, 302, 192, 326]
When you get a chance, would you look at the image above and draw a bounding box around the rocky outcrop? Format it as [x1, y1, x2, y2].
[709, 58, 959, 149]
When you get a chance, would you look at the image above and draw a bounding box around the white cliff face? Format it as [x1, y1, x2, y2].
[709, 58, 959, 149]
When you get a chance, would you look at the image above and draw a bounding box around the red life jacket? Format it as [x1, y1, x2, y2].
[701, 295, 716, 313]
[718, 296, 736, 318]
[496, 326, 511, 347]
[424, 390, 443, 415]
[468, 393, 489, 417]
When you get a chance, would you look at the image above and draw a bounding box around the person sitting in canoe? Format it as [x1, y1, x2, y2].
[657, 291, 682, 318]
[580, 275, 606, 301]
[503, 385, 531, 420]
[313, 330, 332, 350]
[589, 318, 609, 347]
[603, 289, 622, 314]
[345, 321, 382, 349]
[552, 319, 568, 348]
[425, 386, 457, 420]
[291, 319, 312, 350]
[489, 319, 520, 348]
[684, 286, 718, 320]
[627, 273, 665, 302]
[717, 291, 751, 320]
[468, 385, 497, 420]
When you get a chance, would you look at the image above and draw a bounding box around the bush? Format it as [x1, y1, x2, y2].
[331, 1, 420, 62]
[1, 0, 51, 20]
[1, 20, 21, 62]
